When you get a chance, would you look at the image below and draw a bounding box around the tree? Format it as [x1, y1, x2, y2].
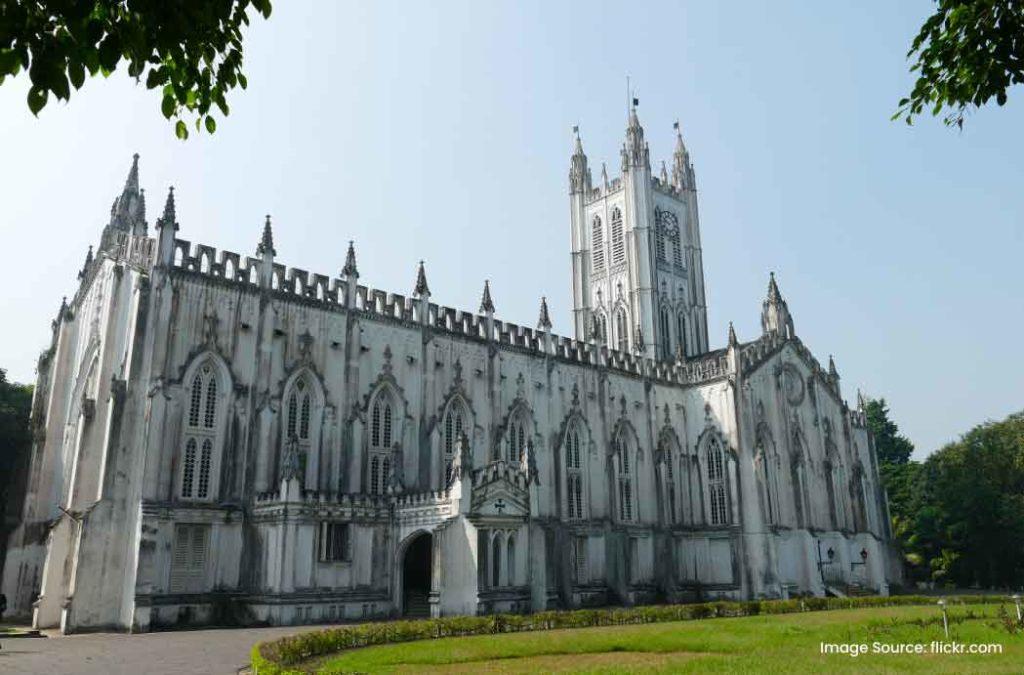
[896, 0, 1024, 128]
[0, 368, 33, 579]
[0, 1, 272, 138]
[863, 398, 915, 465]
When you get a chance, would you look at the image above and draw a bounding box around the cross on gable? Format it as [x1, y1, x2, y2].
[494, 499, 506, 513]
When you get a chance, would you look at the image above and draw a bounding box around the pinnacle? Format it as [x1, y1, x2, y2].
[479, 279, 494, 314]
[537, 296, 552, 330]
[414, 260, 430, 297]
[158, 186, 177, 230]
[124, 153, 140, 194]
[766, 272, 782, 303]
[342, 240, 358, 278]
[257, 214, 276, 256]
[728, 321, 738, 347]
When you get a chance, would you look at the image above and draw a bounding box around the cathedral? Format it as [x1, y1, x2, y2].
[2, 106, 899, 633]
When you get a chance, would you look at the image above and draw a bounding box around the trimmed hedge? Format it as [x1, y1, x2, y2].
[251, 594, 1008, 674]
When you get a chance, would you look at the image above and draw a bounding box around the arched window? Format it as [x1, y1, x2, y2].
[507, 533, 516, 586]
[283, 375, 315, 480]
[180, 360, 221, 501]
[615, 307, 628, 353]
[443, 400, 466, 485]
[706, 436, 729, 526]
[672, 233, 683, 268]
[565, 422, 585, 520]
[591, 216, 604, 272]
[610, 208, 625, 264]
[676, 312, 687, 357]
[369, 390, 394, 495]
[663, 445, 678, 525]
[507, 410, 528, 465]
[614, 431, 635, 522]
[756, 436, 781, 526]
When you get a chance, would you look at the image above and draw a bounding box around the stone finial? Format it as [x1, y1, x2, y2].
[157, 186, 178, 231]
[728, 321, 738, 347]
[569, 126, 589, 193]
[257, 214, 275, 256]
[479, 279, 494, 314]
[342, 240, 358, 278]
[601, 162, 609, 189]
[828, 354, 839, 380]
[537, 296, 552, 331]
[414, 260, 430, 297]
[660, 160, 669, 184]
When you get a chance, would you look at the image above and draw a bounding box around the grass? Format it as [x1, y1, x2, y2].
[303, 604, 1023, 673]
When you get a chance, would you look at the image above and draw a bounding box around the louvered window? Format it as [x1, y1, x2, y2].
[610, 208, 625, 264]
[169, 523, 209, 593]
[591, 216, 604, 272]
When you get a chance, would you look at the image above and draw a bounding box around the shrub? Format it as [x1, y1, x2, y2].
[251, 593, 1012, 673]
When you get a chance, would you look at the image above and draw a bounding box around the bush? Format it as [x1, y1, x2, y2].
[252, 594, 1011, 673]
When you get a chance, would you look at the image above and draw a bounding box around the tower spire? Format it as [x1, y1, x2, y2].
[105, 153, 147, 240]
[257, 215, 276, 256]
[621, 96, 649, 171]
[342, 240, 358, 278]
[672, 120, 692, 189]
[479, 279, 494, 314]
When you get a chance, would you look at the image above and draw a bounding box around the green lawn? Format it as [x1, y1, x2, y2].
[304, 604, 1023, 673]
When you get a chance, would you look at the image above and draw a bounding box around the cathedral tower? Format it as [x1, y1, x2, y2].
[569, 104, 709, 360]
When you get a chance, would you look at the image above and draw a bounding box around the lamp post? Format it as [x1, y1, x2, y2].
[1012, 594, 1022, 623]
[938, 598, 949, 640]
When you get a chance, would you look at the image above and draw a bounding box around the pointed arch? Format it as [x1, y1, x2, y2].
[559, 412, 591, 521]
[610, 207, 625, 264]
[279, 366, 325, 487]
[501, 400, 533, 466]
[440, 393, 471, 486]
[754, 418, 782, 526]
[591, 215, 605, 273]
[179, 351, 232, 502]
[696, 425, 734, 527]
[611, 418, 641, 523]
[613, 303, 629, 353]
[657, 424, 684, 525]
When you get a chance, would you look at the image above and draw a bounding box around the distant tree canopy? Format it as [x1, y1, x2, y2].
[0, 1, 272, 138]
[871, 399, 1024, 589]
[896, 0, 1024, 127]
[0, 369, 33, 517]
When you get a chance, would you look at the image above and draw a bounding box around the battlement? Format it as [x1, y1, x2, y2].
[164, 234, 737, 389]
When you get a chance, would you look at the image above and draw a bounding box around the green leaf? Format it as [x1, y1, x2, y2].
[161, 94, 175, 119]
[175, 119, 188, 140]
[204, 115, 216, 133]
[27, 86, 48, 115]
[238, 73, 247, 90]
[68, 61, 85, 89]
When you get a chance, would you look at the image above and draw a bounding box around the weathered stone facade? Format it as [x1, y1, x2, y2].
[2, 111, 899, 633]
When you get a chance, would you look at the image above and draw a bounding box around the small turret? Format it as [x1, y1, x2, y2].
[342, 241, 358, 307]
[479, 280, 495, 340]
[671, 121, 694, 190]
[761, 272, 795, 338]
[257, 215, 275, 288]
[414, 261, 430, 325]
[728, 321, 738, 348]
[413, 260, 430, 298]
[537, 296, 552, 331]
[155, 187, 178, 267]
[479, 279, 494, 314]
[569, 126, 591, 194]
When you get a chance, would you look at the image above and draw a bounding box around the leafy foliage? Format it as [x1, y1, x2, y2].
[0, 369, 33, 522]
[0, 1, 272, 138]
[896, 0, 1024, 127]
[864, 398, 915, 465]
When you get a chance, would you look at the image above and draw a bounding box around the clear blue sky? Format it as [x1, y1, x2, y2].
[0, 1, 1020, 459]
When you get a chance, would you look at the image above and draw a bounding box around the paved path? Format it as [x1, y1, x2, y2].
[0, 624, 332, 675]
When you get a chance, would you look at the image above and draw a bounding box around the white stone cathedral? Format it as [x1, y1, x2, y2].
[2, 106, 899, 633]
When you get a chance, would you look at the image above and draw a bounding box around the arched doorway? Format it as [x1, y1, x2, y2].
[402, 532, 432, 618]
